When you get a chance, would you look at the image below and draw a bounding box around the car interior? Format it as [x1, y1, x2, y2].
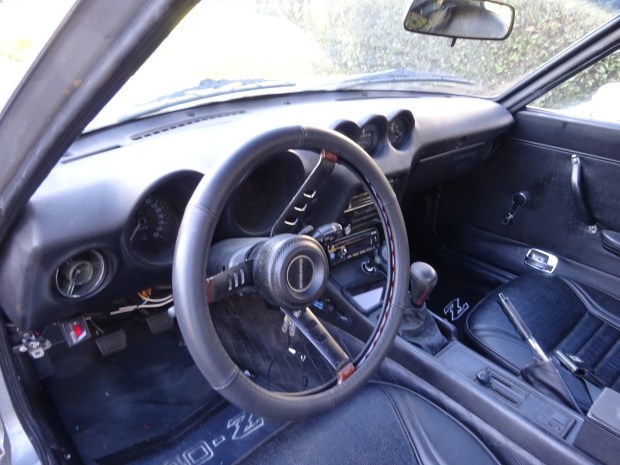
[0, 1, 619, 465]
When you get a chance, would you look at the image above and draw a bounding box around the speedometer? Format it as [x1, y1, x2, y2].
[130, 194, 178, 256]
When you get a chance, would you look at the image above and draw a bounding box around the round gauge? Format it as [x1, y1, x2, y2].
[55, 250, 107, 299]
[357, 123, 382, 154]
[388, 117, 411, 148]
[130, 194, 178, 256]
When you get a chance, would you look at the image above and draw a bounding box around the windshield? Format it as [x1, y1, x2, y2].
[0, 0, 75, 111]
[86, 0, 619, 128]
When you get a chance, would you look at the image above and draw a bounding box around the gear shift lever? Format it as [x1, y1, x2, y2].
[398, 262, 448, 354]
[409, 262, 438, 307]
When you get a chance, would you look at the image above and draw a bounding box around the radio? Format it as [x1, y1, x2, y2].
[327, 228, 379, 264]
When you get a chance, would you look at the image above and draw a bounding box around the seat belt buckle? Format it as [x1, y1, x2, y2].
[555, 351, 604, 388]
[554, 350, 582, 373]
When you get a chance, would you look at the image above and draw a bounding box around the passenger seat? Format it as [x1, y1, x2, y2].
[466, 273, 620, 391]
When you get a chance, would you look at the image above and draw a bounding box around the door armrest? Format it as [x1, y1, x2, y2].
[601, 230, 620, 257]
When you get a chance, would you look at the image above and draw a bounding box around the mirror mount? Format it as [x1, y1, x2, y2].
[404, 0, 515, 41]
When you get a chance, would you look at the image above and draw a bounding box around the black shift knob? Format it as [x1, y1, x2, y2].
[409, 262, 437, 307]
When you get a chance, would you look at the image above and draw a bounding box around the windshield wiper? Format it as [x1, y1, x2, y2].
[328, 69, 474, 90]
[120, 78, 295, 121]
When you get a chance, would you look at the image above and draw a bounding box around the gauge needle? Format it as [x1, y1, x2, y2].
[130, 218, 148, 242]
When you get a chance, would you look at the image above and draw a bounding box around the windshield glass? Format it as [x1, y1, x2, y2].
[90, 0, 619, 129]
[0, 0, 75, 111]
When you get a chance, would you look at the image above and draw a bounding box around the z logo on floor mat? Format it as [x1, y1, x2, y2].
[165, 441, 214, 465]
[443, 298, 470, 321]
[227, 412, 265, 440]
[164, 412, 266, 465]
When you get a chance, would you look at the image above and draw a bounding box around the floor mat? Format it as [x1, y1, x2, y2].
[42, 320, 221, 464]
[212, 294, 360, 393]
[425, 271, 488, 336]
[99, 402, 285, 465]
[42, 295, 367, 464]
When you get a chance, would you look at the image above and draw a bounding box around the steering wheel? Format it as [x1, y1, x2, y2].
[173, 126, 409, 421]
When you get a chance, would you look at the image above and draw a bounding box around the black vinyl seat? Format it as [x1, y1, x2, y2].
[240, 382, 500, 465]
[466, 273, 620, 391]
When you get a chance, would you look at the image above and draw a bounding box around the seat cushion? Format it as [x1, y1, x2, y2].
[239, 382, 500, 465]
[466, 273, 620, 391]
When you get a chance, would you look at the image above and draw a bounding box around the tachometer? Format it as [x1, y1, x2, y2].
[130, 194, 178, 256]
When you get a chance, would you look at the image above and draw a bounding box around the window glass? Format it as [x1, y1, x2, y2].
[0, 0, 75, 111]
[530, 50, 620, 123]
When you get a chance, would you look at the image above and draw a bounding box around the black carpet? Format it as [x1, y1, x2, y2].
[212, 294, 360, 393]
[41, 288, 377, 465]
[102, 402, 285, 465]
[42, 320, 220, 464]
[425, 271, 489, 336]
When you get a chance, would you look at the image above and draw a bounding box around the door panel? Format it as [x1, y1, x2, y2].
[437, 109, 620, 297]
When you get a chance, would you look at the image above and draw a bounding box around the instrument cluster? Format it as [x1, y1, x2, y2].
[334, 110, 414, 156]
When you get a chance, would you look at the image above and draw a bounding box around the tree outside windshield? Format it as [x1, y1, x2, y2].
[233, 0, 619, 97]
[90, 0, 619, 127]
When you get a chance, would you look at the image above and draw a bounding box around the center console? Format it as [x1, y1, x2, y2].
[438, 343, 580, 440]
[385, 337, 596, 465]
[325, 185, 389, 314]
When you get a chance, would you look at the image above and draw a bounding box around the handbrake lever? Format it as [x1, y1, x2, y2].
[497, 293, 549, 362]
[496, 293, 581, 412]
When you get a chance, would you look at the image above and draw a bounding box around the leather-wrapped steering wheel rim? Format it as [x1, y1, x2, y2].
[173, 125, 409, 421]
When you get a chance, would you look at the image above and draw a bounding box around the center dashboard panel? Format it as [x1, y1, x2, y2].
[0, 91, 513, 330]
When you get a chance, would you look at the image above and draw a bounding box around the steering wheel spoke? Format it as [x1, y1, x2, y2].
[271, 150, 337, 236]
[205, 260, 254, 304]
[280, 306, 355, 383]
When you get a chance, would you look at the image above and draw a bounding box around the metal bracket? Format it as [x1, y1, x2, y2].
[15, 333, 52, 359]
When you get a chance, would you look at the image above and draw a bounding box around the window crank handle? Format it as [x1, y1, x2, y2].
[502, 192, 527, 226]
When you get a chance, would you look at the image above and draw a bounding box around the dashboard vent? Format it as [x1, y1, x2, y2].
[131, 110, 245, 140]
[54, 250, 107, 299]
[349, 202, 380, 232]
[344, 191, 380, 232]
[343, 179, 397, 232]
[345, 191, 374, 212]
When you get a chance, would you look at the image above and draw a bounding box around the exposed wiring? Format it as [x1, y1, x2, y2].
[137, 294, 174, 308]
[109, 291, 173, 315]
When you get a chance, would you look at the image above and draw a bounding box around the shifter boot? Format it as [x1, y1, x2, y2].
[399, 305, 448, 354]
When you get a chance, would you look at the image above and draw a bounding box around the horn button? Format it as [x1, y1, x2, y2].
[253, 234, 328, 309]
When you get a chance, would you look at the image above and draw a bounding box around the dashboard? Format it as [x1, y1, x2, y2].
[0, 91, 513, 330]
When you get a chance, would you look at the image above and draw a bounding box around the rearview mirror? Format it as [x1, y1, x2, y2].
[404, 0, 515, 40]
